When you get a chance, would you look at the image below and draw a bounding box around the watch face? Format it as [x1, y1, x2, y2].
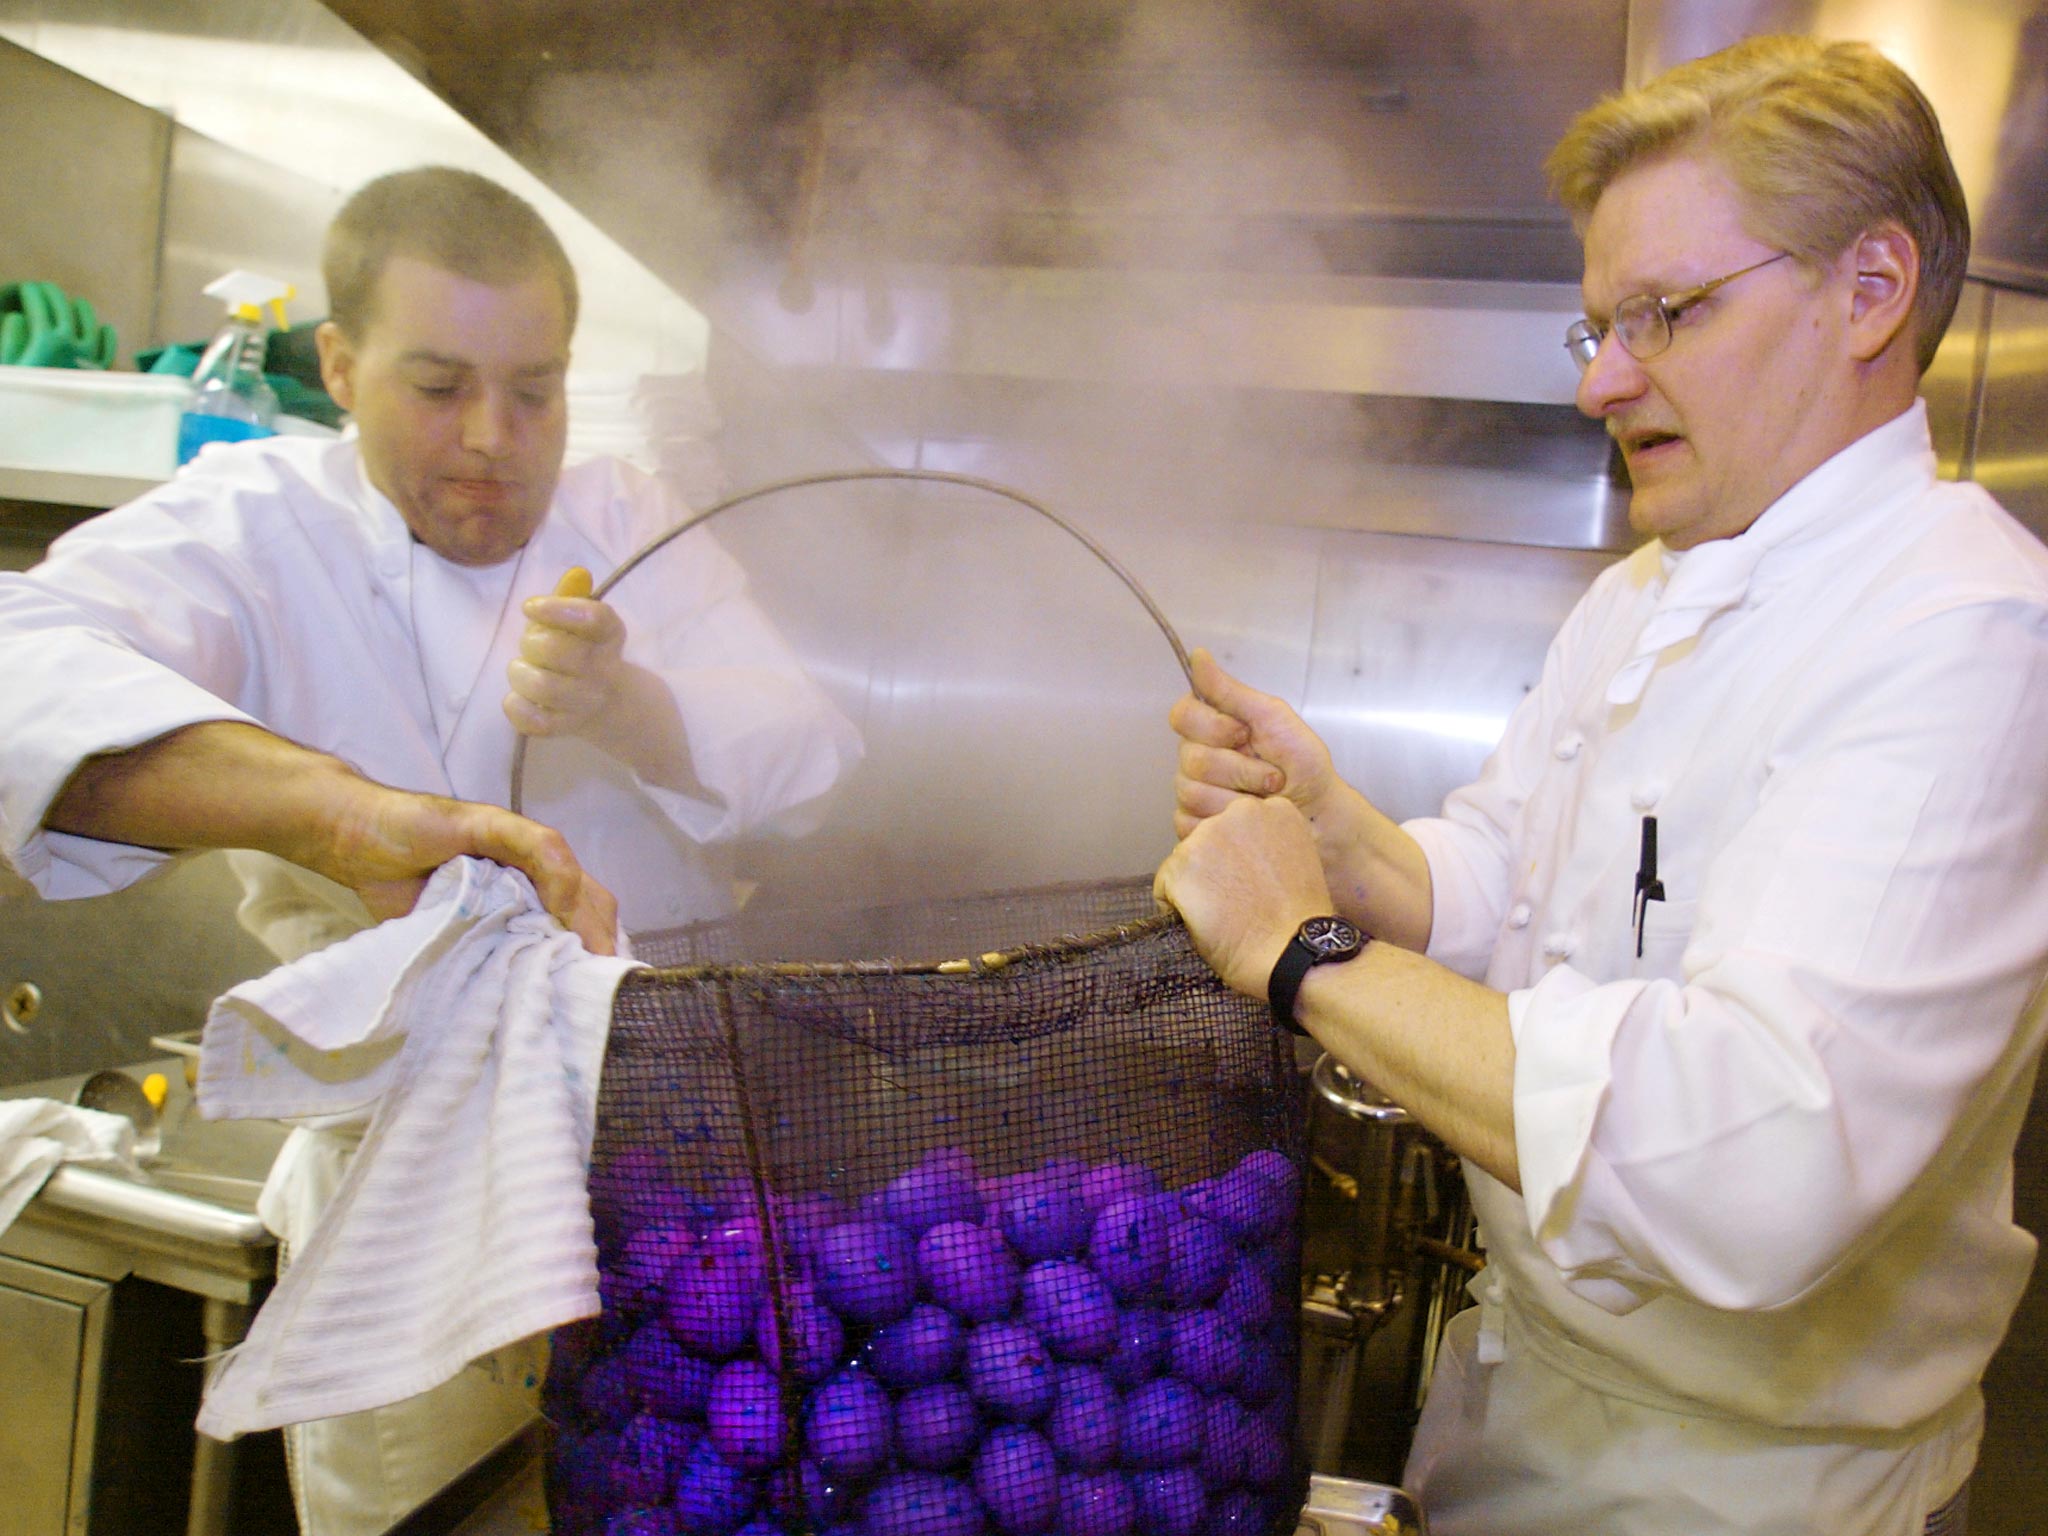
[1299, 915, 1365, 961]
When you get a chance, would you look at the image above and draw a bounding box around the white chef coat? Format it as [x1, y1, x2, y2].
[1400, 401, 2048, 1536]
[0, 432, 863, 1536]
[0, 432, 862, 937]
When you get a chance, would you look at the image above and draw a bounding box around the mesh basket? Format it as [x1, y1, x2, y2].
[544, 875, 1310, 1536]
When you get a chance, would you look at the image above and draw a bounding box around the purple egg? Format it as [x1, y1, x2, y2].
[664, 1222, 770, 1360]
[1198, 1396, 1252, 1489]
[1213, 1260, 1279, 1335]
[802, 1368, 894, 1479]
[578, 1354, 637, 1430]
[965, 1321, 1057, 1423]
[1179, 1170, 1287, 1247]
[1045, 1364, 1122, 1473]
[609, 1414, 696, 1507]
[1078, 1163, 1162, 1215]
[921, 1220, 1023, 1323]
[868, 1303, 968, 1388]
[1132, 1469, 1208, 1536]
[766, 1459, 853, 1527]
[864, 1472, 987, 1536]
[973, 1427, 1060, 1536]
[731, 1520, 784, 1536]
[1101, 1307, 1171, 1390]
[1234, 1349, 1286, 1410]
[1162, 1211, 1233, 1310]
[1168, 1312, 1246, 1395]
[1088, 1196, 1171, 1304]
[706, 1361, 785, 1473]
[1236, 1150, 1299, 1199]
[670, 1439, 757, 1536]
[999, 1174, 1092, 1263]
[768, 1192, 845, 1268]
[1240, 1418, 1288, 1491]
[881, 1163, 986, 1235]
[1058, 1471, 1137, 1536]
[1021, 1261, 1119, 1361]
[606, 1222, 698, 1316]
[625, 1323, 718, 1420]
[1121, 1379, 1203, 1468]
[1207, 1490, 1272, 1536]
[813, 1219, 918, 1326]
[755, 1280, 845, 1383]
[896, 1383, 982, 1470]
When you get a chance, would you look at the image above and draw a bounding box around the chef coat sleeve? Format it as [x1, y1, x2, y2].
[1508, 596, 2048, 1314]
[0, 513, 267, 899]
[598, 476, 861, 844]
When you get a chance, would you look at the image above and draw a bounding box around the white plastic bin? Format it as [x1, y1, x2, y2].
[0, 364, 190, 481]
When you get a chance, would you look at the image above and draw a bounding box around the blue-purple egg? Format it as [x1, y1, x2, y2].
[1121, 1379, 1203, 1468]
[813, 1219, 918, 1326]
[1021, 1261, 1119, 1361]
[868, 1303, 968, 1389]
[1058, 1471, 1136, 1536]
[881, 1162, 986, 1236]
[1162, 1211, 1233, 1310]
[731, 1519, 785, 1536]
[768, 1192, 846, 1268]
[664, 1222, 770, 1360]
[1101, 1307, 1171, 1391]
[802, 1368, 894, 1479]
[669, 1439, 758, 1536]
[895, 1383, 983, 1470]
[755, 1279, 845, 1383]
[1078, 1163, 1162, 1215]
[1197, 1396, 1252, 1489]
[1167, 1312, 1246, 1395]
[999, 1174, 1092, 1263]
[921, 1220, 1022, 1323]
[1088, 1196, 1171, 1304]
[965, 1321, 1057, 1423]
[1213, 1259, 1279, 1336]
[608, 1414, 697, 1507]
[1178, 1170, 1288, 1247]
[624, 1323, 718, 1420]
[578, 1354, 638, 1430]
[1045, 1365, 1122, 1473]
[765, 1459, 854, 1527]
[1240, 1417, 1288, 1491]
[706, 1361, 785, 1473]
[973, 1427, 1060, 1536]
[606, 1222, 698, 1317]
[1132, 1469, 1208, 1536]
[863, 1472, 987, 1536]
[1235, 1150, 1299, 1200]
[1233, 1348, 1286, 1410]
[1207, 1490, 1272, 1536]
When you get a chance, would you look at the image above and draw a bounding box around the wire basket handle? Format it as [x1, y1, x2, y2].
[511, 466, 1194, 815]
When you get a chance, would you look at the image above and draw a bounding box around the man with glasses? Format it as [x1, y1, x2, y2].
[1157, 35, 2048, 1536]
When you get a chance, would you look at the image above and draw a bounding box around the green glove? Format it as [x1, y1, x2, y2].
[0, 281, 118, 369]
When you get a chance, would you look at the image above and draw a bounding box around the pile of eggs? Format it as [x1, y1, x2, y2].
[551, 1148, 1302, 1536]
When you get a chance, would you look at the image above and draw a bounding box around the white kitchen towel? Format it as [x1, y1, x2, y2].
[193, 856, 642, 1438]
[0, 1098, 137, 1234]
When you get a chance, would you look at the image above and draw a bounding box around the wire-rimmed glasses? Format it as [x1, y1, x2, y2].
[1565, 252, 1791, 373]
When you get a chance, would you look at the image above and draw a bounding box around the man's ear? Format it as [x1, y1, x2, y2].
[314, 320, 356, 413]
[1845, 222, 1919, 364]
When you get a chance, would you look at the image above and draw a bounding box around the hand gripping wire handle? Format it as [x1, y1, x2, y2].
[508, 467, 1195, 815]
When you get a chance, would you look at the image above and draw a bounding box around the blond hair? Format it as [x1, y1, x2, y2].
[1546, 35, 1968, 373]
[323, 167, 580, 340]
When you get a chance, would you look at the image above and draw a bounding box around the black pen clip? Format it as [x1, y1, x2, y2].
[1632, 815, 1666, 959]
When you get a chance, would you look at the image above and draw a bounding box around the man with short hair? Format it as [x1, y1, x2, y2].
[1158, 36, 2048, 1535]
[0, 165, 860, 1534]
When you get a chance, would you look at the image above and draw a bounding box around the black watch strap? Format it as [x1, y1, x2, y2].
[1268, 915, 1367, 1034]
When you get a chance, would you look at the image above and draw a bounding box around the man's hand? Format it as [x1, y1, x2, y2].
[504, 566, 626, 741]
[1169, 647, 1341, 838]
[1154, 795, 1334, 1000]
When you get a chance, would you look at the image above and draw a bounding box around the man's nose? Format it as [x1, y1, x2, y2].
[461, 390, 515, 455]
[1575, 330, 1647, 419]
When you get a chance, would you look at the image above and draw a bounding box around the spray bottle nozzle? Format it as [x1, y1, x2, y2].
[203, 269, 296, 331]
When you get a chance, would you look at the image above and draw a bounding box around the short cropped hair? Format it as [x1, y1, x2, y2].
[1545, 35, 1969, 373]
[323, 166, 580, 339]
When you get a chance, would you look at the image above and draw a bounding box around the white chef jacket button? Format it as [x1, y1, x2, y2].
[1553, 732, 1584, 761]
[1507, 902, 1533, 929]
[1630, 781, 1665, 811]
[1541, 932, 1576, 961]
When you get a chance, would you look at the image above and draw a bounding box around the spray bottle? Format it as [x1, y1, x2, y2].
[176, 270, 295, 466]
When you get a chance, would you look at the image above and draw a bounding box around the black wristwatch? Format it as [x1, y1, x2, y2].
[1268, 915, 1368, 1035]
